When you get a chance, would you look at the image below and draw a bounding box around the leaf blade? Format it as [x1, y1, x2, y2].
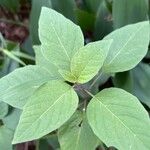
[0, 65, 56, 108]
[12, 81, 78, 144]
[87, 88, 150, 150]
[0, 126, 14, 150]
[103, 21, 149, 73]
[34, 45, 62, 79]
[39, 7, 84, 70]
[59, 40, 113, 83]
[58, 112, 99, 150]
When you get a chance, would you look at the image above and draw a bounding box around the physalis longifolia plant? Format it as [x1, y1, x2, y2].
[0, 7, 150, 150]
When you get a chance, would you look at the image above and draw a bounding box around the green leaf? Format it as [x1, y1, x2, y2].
[85, 0, 102, 13]
[39, 7, 84, 70]
[2, 108, 21, 131]
[59, 40, 113, 83]
[0, 126, 14, 150]
[58, 111, 99, 150]
[132, 63, 150, 107]
[34, 45, 62, 79]
[103, 21, 150, 73]
[75, 8, 95, 32]
[112, 0, 149, 29]
[94, 0, 113, 40]
[30, 0, 52, 44]
[13, 81, 78, 144]
[46, 135, 60, 149]
[0, 0, 19, 12]
[113, 71, 133, 92]
[0, 101, 8, 119]
[0, 65, 56, 109]
[87, 88, 150, 150]
[51, 0, 77, 22]
[39, 139, 51, 150]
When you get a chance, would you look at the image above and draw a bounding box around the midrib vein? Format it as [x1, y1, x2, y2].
[50, 21, 70, 61]
[95, 97, 144, 145]
[75, 127, 82, 150]
[107, 25, 144, 66]
[18, 89, 70, 139]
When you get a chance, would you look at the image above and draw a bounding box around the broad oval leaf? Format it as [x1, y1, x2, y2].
[0, 126, 14, 150]
[87, 88, 150, 150]
[58, 111, 99, 150]
[0, 101, 8, 119]
[59, 40, 113, 83]
[0, 65, 56, 108]
[103, 21, 150, 73]
[39, 7, 84, 70]
[12, 81, 78, 144]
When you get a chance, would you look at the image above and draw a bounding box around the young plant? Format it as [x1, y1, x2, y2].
[0, 7, 150, 150]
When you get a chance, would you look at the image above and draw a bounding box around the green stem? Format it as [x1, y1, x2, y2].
[89, 72, 102, 89]
[36, 140, 39, 150]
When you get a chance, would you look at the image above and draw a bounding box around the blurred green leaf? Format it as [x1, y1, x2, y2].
[94, 0, 113, 40]
[85, 0, 102, 13]
[51, 0, 77, 22]
[30, 0, 52, 44]
[21, 36, 34, 56]
[0, 126, 14, 150]
[47, 135, 60, 150]
[0, 39, 20, 77]
[0, 102, 8, 119]
[112, 0, 149, 29]
[75, 8, 95, 31]
[0, 57, 19, 77]
[0, 0, 20, 12]
[113, 71, 133, 93]
[39, 139, 51, 150]
[132, 63, 150, 107]
[2, 108, 21, 131]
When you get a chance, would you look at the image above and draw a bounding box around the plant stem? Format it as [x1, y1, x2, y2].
[89, 72, 102, 89]
[35, 140, 39, 150]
